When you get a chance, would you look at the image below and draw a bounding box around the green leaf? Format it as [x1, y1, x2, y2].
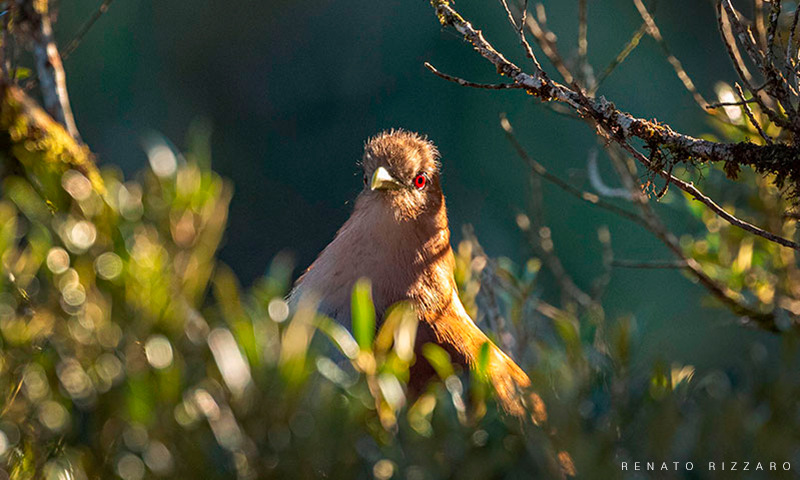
[421, 343, 454, 380]
[351, 278, 375, 350]
[315, 315, 359, 359]
[14, 67, 32, 81]
[476, 341, 490, 377]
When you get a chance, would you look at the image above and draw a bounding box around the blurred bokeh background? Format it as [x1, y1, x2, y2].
[3, 1, 800, 478]
[57, 0, 774, 372]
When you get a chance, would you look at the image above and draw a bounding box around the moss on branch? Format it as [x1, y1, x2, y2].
[0, 83, 103, 202]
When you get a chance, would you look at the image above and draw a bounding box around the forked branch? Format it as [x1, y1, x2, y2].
[427, 0, 800, 252]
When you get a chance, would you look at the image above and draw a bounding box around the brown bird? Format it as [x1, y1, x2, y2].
[291, 130, 539, 417]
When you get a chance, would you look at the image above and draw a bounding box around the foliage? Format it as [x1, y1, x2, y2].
[1, 0, 800, 470]
[0, 119, 559, 479]
[0, 111, 799, 480]
[686, 83, 800, 319]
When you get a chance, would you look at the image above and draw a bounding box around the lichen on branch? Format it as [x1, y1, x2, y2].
[427, 0, 800, 252]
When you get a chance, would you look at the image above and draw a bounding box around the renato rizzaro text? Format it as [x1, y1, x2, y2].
[621, 461, 791, 472]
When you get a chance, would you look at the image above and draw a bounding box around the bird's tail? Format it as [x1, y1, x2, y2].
[426, 292, 547, 421]
[482, 342, 547, 422]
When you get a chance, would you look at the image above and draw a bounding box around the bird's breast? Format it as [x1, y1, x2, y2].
[291, 197, 441, 327]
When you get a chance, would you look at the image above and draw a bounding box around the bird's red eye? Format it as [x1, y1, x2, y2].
[414, 173, 427, 189]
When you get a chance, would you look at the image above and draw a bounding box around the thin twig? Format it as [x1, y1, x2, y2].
[633, 0, 708, 109]
[587, 148, 633, 199]
[754, 0, 767, 49]
[785, 5, 800, 92]
[734, 82, 773, 144]
[607, 144, 778, 328]
[430, 0, 800, 252]
[499, 0, 545, 74]
[8, 12, 18, 83]
[723, 0, 767, 71]
[522, 5, 574, 84]
[718, 2, 755, 85]
[722, 0, 798, 118]
[541, 102, 582, 120]
[611, 259, 689, 269]
[705, 98, 758, 109]
[475, 255, 517, 356]
[522, 160, 594, 310]
[577, 0, 588, 82]
[591, 226, 614, 302]
[716, 3, 789, 129]
[424, 63, 522, 90]
[592, 22, 647, 94]
[577, 0, 587, 60]
[24, 0, 115, 92]
[765, 0, 781, 68]
[0, 377, 23, 417]
[785, 6, 800, 76]
[1, 13, 9, 81]
[614, 137, 800, 251]
[529, 219, 594, 309]
[30, 0, 81, 140]
[500, 114, 648, 229]
[62, 0, 115, 61]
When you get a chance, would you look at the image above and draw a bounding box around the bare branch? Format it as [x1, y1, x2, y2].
[593, 22, 647, 93]
[722, 1, 766, 70]
[522, 7, 574, 84]
[606, 145, 779, 329]
[499, 0, 545, 74]
[587, 149, 633, 199]
[428, 0, 800, 250]
[611, 259, 688, 269]
[613, 138, 800, 251]
[734, 82, 773, 144]
[633, 0, 708, 109]
[716, 3, 789, 129]
[591, 226, 614, 303]
[578, 0, 587, 60]
[477, 262, 516, 355]
[718, 3, 756, 85]
[24, 0, 115, 94]
[577, 0, 588, 81]
[529, 223, 594, 309]
[29, 0, 81, 141]
[785, 5, 800, 77]
[424, 63, 522, 90]
[500, 114, 647, 229]
[1, 13, 9, 81]
[518, 149, 593, 309]
[721, 0, 797, 119]
[705, 98, 757, 109]
[754, 0, 767, 49]
[61, 0, 115, 61]
[765, 0, 781, 68]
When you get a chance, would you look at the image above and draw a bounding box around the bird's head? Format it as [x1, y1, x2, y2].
[359, 129, 443, 222]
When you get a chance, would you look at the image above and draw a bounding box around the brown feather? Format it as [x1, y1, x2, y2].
[291, 130, 542, 418]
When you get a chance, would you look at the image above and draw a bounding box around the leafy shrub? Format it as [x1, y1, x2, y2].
[1, 94, 800, 480]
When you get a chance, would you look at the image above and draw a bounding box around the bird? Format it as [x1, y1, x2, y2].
[290, 129, 541, 418]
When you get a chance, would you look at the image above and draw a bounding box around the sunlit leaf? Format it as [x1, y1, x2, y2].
[351, 278, 375, 351]
[421, 343, 454, 380]
[476, 341, 490, 378]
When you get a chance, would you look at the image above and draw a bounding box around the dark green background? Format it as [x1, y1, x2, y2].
[53, 0, 773, 372]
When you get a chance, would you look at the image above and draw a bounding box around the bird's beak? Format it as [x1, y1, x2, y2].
[370, 166, 403, 191]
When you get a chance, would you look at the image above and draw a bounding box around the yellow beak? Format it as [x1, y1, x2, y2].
[370, 166, 403, 191]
